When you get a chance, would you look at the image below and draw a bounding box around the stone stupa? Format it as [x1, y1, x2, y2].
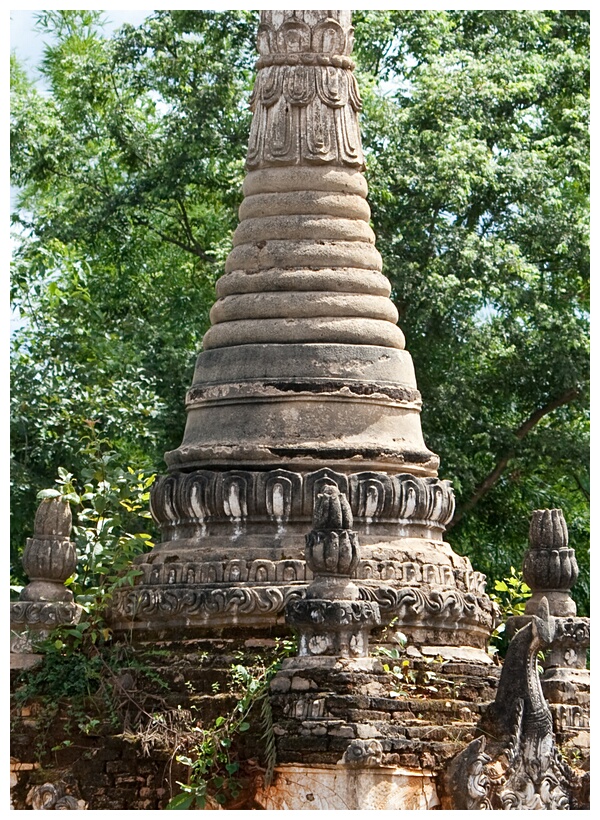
[112, 10, 496, 660]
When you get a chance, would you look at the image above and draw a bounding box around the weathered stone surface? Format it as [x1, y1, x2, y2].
[253, 764, 440, 810]
[248, 11, 362, 169]
[507, 509, 590, 758]
[284, 484, 381, 659]
[110, 10, 497, 715]
[26, 782, 83, 810]
[524, 508, 578, 617]
[11, 497, 83, 652]
[20, 498, 77, 604]
[164, 9, 440, 478]
[444, 599, 587, 810]
[33, 497, 72, 537]
[162, 464, 446, 523]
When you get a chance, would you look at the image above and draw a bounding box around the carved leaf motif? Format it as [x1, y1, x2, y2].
[312, 19, 346, 55]
[258, 65, 284, 108]
[256, 23, 275, 56]
[278, 20, 311, 54]
[347, 73, 363, 110]
[34, 498, 72, 537]
[245, 109, 264, 168]
[283, 65, 314, 106]
[266, 97, 296, 162]
[315, 66, 348, 108]
[302, 98, 336, 162]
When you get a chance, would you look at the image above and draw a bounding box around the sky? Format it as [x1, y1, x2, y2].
[10, 9, 152, 87]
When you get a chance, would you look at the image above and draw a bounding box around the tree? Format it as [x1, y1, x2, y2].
[353, 10, 589, 611]
[11, 11, 589, 611]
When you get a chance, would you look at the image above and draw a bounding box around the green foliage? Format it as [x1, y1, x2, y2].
[166, 640, 295, 810]
[13, 637, 171, 764]
[53, 437, 155, 618]
[352, 10, 589, 611]
[11, 11, 589, 612]
[10, 11, 258, 576]
[14, 430, 156, 633]
[375, 637, 457, 699]
[489, 568, 532, 655]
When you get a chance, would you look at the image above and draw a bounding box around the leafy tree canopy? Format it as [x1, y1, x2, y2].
[11, 10, 589, 611]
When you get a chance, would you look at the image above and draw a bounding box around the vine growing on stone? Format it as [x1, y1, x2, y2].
[166, 640, 295, 810]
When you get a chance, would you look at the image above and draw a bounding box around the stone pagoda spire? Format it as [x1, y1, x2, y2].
[165, 9, 436, 476]
[112, 12, 496, 658]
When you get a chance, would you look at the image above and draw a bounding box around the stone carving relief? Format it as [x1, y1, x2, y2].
[112, 581, 496, 637]
[445, 599, 585, 810]
[129, 556, 487, 597]
[523, 508, 578, 617]
[282, 697, 327, 720]
[247, 11, 363, 169]
[113, 584, 306, 622]
[287, 599, 381, 657]
[340, 739, 384, 767]
[552, 703, 589, 733]
[135, 559, 307, 587]
[11, 498, 83, 650]
[359, 585, 497, 632]
[20, 498, 77, 604]
[542, 615, 590, 672]
[26, 782, 83, 810]
[285, 483, 381, 658]
[149, 468, 455, 537]
[10, 601, 81, 628]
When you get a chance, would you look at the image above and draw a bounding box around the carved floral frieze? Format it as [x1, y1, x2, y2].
[150, 468, 455, 535]
[111, 581, 494, 632]
[10, 601, 82, 628]
[112, 584, 304, 621]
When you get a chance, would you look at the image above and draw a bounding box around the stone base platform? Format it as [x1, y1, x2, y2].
[253, 763, 440, 810]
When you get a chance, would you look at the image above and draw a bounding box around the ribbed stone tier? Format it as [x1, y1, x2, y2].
[112, 10, 497, 658]
[166, 344, 437, 473]
[165, 10, 437, 477]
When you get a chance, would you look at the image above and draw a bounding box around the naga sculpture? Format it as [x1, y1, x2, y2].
[445, 598, 586, 810]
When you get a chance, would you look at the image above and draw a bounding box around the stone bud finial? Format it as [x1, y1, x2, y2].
[524, 509, 578, 617]
[285, 482, 380, 658]
[305, 485, 360, 579]
[33, 495, 72, 537]
[20, 497, 77, 604]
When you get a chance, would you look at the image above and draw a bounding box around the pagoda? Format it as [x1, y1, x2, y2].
[112, 9, 496, 663]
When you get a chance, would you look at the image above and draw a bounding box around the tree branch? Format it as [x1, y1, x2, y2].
[448, 387, 580, 529]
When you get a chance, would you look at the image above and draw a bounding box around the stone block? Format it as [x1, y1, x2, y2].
[328, 725, 355, 738]
[290, 676, 312, 691]
[269, 675, 291, 693]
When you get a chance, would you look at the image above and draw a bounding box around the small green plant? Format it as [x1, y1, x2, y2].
[166, 639, 295, 810]
[489, 567, 532, 655]
[374, 632, 458, 698]
[12, 436, 164, 760]
[36, 431, 156, 642]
